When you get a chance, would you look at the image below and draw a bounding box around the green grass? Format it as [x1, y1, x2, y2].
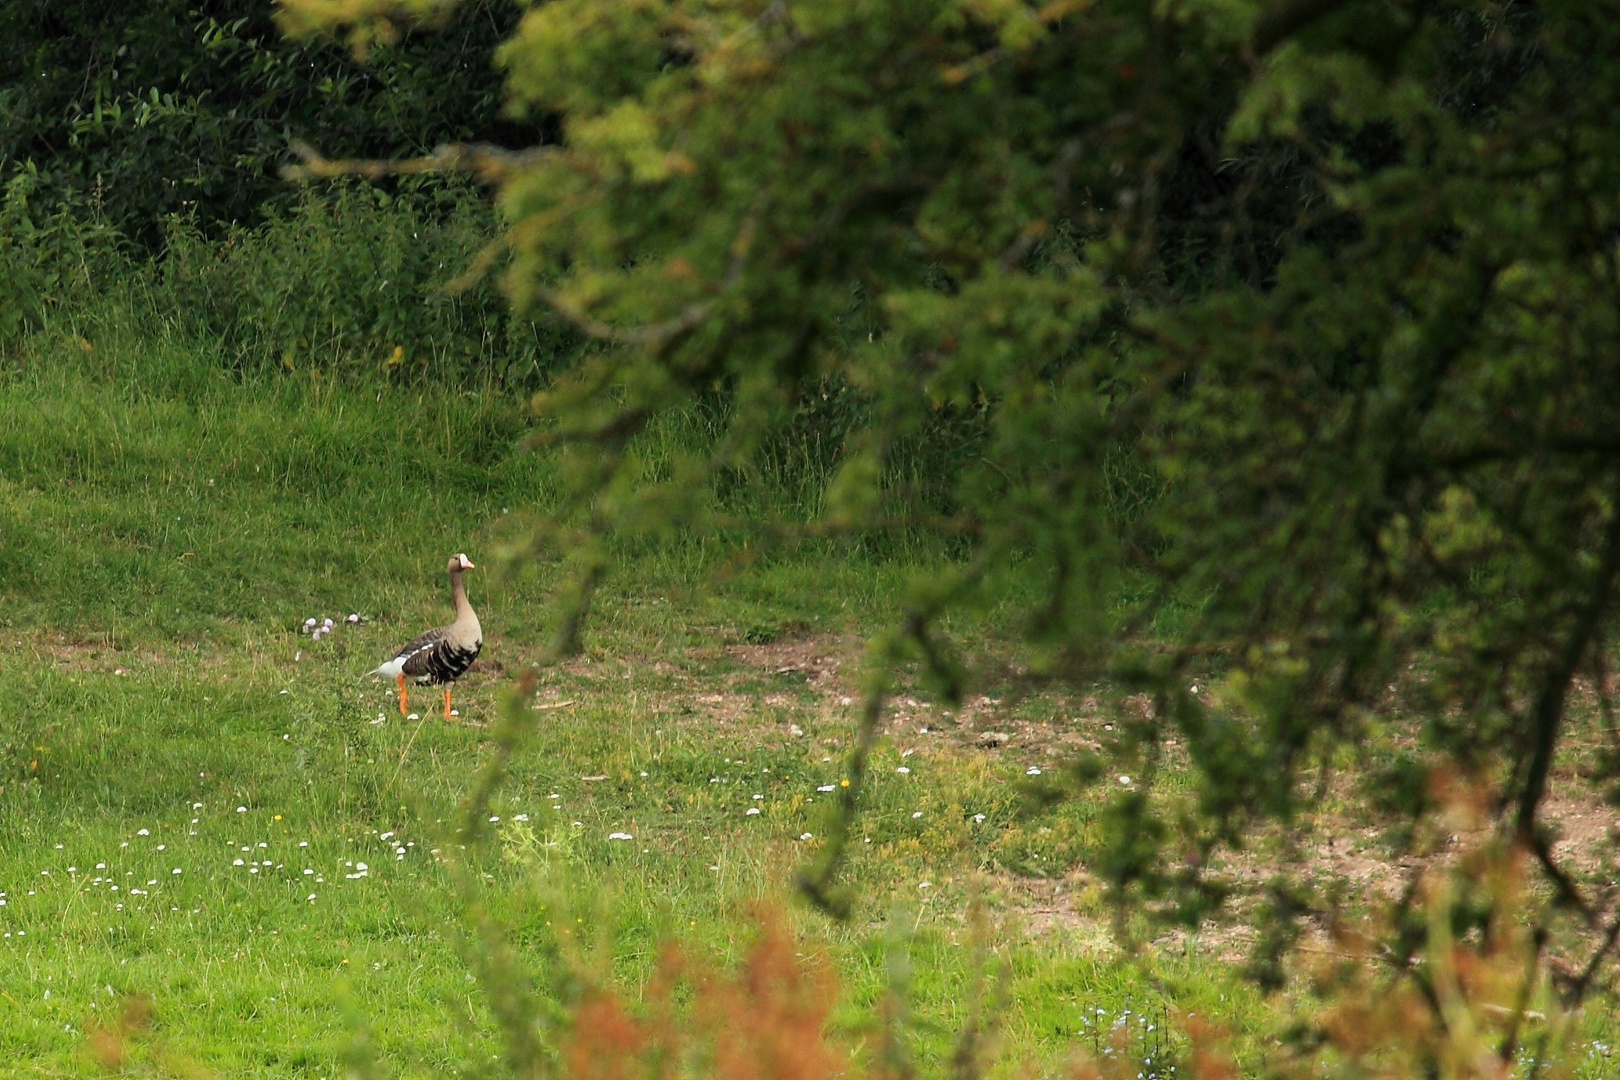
[0, 344, 1270, 1077]
[0, 645, 1275, 1076]
[1, 337, 1613, 1078]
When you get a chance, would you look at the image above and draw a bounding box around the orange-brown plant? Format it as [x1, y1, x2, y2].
[560, 918, 849, 1080]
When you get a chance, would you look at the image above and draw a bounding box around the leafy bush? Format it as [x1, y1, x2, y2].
[0, 162, 125, 341]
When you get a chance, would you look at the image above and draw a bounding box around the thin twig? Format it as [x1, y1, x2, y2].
[387, 711, 431, 793]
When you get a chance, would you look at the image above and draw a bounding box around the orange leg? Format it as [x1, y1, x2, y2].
[443, 686, 453, 719]
[397, 673, 408, 715]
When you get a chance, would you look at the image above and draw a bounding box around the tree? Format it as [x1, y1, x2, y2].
[0, 0, 538, 244]
[282, 0, 1620, 1004]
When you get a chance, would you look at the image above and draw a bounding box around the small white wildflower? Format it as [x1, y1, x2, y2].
[1026, 766, 1042, 776]
[136, 829, 149, 837]
[817, 784, 835, 792]
[607, 832, 633, 841]
[798, 832, 814, 841]
[897, 766, 911, 774]
[746, 808, 761, 816]
[912, 811, 923, 819]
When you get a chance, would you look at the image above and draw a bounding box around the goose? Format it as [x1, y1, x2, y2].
[371, 553, 483, 718]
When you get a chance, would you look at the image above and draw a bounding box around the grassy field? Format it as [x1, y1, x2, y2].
[0, 336, 1264, 1078]
[0, 333, 1612, 1078]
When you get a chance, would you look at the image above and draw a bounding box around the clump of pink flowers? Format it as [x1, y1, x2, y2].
[300, 614, 362, 640]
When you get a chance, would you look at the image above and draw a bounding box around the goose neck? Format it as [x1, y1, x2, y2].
[450, 568, 472, 618]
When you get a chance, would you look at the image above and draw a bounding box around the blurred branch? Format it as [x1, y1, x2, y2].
[1252, 0, 1356, 56]
[796, 676, 888, 918]
[274, 0, 465, 55]
[282, 139, 552, 185]
[1515, 493, 1620, 849]
[536, 191, 769, 351]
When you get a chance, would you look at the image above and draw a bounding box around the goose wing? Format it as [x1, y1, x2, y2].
[392, 626, 481, 684]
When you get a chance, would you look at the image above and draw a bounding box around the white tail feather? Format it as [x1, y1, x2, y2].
[370, 656, 407, 678]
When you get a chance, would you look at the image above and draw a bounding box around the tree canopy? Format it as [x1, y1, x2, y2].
[279, 0, 1620, 997]
[0, 0, 536, 242]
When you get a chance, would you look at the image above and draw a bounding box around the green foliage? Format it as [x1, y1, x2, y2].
[0, 162, 125, 339]
[0, 0, 534, 245]
[293, 0, 1620, 1009]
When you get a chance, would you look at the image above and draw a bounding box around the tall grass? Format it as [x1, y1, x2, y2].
[3, 176, 580, 391]
[159, 181, 580, 387]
